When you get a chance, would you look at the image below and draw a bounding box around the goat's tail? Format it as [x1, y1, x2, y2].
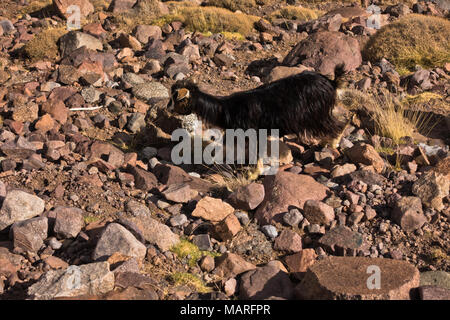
[332, 63, 346, 89]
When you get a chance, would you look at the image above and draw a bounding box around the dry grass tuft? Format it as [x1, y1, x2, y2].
[170, 272, 211, 293]
[363, 14, 450, 75]
[153, 6, 260, 35]
[270, 6, 322, 22]
[23, 27, 68, 61]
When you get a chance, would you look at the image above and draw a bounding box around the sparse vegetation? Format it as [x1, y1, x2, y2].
[19, 0, 51, 15]
[270, 6, 322, 22]
[23, 27, 67, 61]
[369, 92, 436, 144]
[363, 14, 450, 74]
[112, 0, 164, 33]
[171, 240, 220, 267]
[153, 6, 260, 36]
[170, 272, 211, 293]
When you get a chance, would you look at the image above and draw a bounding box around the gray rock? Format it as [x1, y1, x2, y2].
[318, 225, 366, 256]
[127, 113, 146, 133]
[420, 271, 450, 290]
[131, 82, 169, 104]
[11, 217, 48, 252]
[169, 214, 188, 227]
[93, 223, 147, 261]
[193, 234, 212, 251]
[261, 225, 278, 239]
[27, 262, 114, 300]
[0, 190, 45, 231]
[59, 31, 103, 57]
[125, 200, 150, 217]
[126, 214, 180, 252]
[282, 208, 303, 227]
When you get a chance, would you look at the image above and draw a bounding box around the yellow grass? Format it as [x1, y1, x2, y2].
[270, 6, 323, 22]
[23, 27, 68, 61]
[152, 6, 260, 36]
[170, 272, 211, 293]
[363, 14, 450, 74]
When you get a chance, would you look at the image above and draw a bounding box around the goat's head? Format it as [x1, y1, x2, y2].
[167, 80, 197, 115]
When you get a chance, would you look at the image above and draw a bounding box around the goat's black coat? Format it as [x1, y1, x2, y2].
[169, 65, 345, 139]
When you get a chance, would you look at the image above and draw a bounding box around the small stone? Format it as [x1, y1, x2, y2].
[274, 230, 302, 253]
[11, 217, 48, 252]
[261, 225, 278, 239]
[53, 207, 84, 239]
[199, 255, 215, 273]
[303, 200, 335, 226]
[282, 208, 303, 227]
[0, 190, 45, 231]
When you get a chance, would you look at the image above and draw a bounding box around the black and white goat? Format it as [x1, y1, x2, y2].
[167, 64, 347, 147]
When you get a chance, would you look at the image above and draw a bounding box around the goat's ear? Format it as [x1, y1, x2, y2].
[176, 88, 190, 101]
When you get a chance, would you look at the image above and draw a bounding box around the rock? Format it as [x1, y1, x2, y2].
[128, 166, 158, 191]
[108, 0, 137, 13]
[131, 82, 169, 104]
[331, 163, 357, 178]
[261, 225, 278, 239]
[215, 214, 241, 241]
[44, 256, 69, 270]
[412, 169, 449, 211]
[126, 113, 146, 133]
[153, 164, 213, 193]
[59, 31, 103, 57]
[420, 271, 450, 290]
[418, 286, 450, 300]
[239, 263, 295, 300]
[303, 200, 335, 225]
[93, 223, 147, 261]
[265, 65, 314, 83]
[191, 197, 234, 223]
[284, 249, 317, 280]
[162, 183, 196, 203]
[199, 255, 215, 273]
[346, 143, 384, 173]
[169, 214, 188, 227]
[27, 262, 114, 300]
[255, 171, 329, 225]
[214, 253, 256, 278]
[224, 278, 237, 296]
[227, 183, 265, 211]
[41, 99, 69, 124]
[318, 225, 366, 256]
[126, 214, 180, 252]
[12, 99, 39, 123]
[295, 256, 420, 300]
[193, 234, 212, 251]
[213, 53, 235, 67]
[391, 197, 426, 233]
[133, 25, 162, 44]
[385, 4, 411, 17]
[11, 217, 48, 252]
[53, 207, 84, 239]
[274, 230, 302, 253]
[1, 137, 37, 160]
[53, 0, 94, 20]
[0, 190, 45, 231]
[283, 31, 362, 77]
[348, 170, 387, 186]
[282, 208, 303, 227]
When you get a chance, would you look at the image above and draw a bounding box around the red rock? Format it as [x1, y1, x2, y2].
[255, 171, 329, 225]
[227, 182, 265, 211]
[192, 196, 234, 223]
[295, 256, 420, 300]
[392, 196, 427, 233]
[35, 114, 56, 132]
[274, 229, 302, 253]
[284, 249, 317, 279]
[214, 253, 256, 278]
[128, 166, 158, 191]
[53, 0, 94, 19]
[162, 183, 196, 203]
[215, 214, 241, 241]
[303, 200, 335, 225]
[346, 143, 385, 173]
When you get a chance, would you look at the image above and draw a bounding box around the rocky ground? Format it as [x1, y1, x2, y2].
[0, 0, 449, 300]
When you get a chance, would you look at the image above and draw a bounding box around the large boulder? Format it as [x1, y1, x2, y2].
[295, 256, 420, 300]
[255, 171, 329, 225]
[0, 190, 45, 231]
[27, 262, 114, 300]
[283, 31, 362, 77]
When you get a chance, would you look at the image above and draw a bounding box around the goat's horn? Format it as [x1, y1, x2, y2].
[176, 88, 190, 101]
